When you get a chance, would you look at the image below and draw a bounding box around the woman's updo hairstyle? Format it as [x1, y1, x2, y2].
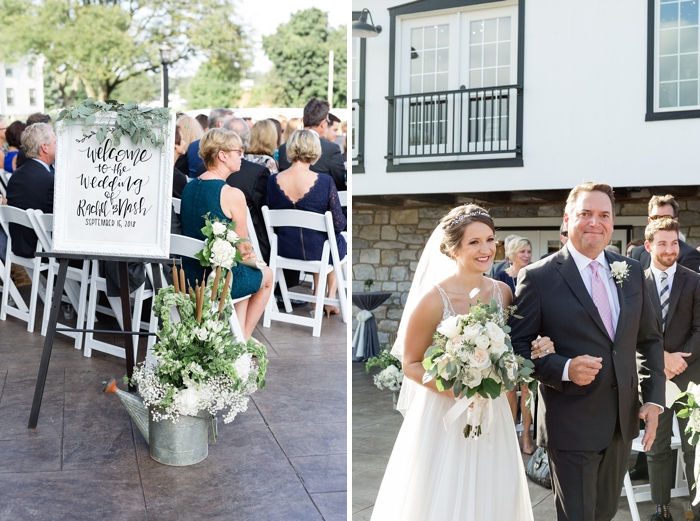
[438, 204, 495, 260]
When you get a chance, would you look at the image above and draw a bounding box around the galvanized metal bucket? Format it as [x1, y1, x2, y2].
[149, 410, 209, 466]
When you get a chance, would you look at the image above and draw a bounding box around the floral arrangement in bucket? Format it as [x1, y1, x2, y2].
[128, 214, 267, 425]
[422, 296, 535, 438]
[366, 348, 404, 392]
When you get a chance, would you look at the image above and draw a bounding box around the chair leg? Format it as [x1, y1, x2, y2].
[623, 472, 642, 521]
[312, 269, 328, 337]
[0, 254, 9, 321]
[27, 263, 40, 332]
[73, 262, 90, 351]
[83, 261, 100, 358]
[277, 269, 293, 313]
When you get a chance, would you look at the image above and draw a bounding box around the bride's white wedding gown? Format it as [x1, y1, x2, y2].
[370, 283, 533, 521]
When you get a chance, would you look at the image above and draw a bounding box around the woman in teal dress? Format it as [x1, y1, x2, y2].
[180, 128, 273, 341]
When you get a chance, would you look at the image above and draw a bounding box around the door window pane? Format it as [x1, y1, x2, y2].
[409, 24, 449, 94]
[470, 17, 511, 88]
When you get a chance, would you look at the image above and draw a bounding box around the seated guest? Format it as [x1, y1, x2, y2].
[324, 112, 340, 143]
[266, 130, 346, 317]
[172, 125, 188, 199]
[268, 118, 283, 162]
[185, 108, 233, 178]
[180, 128, 272, 341]
[6, 122, 55, 257]
[281, 117, 302, 145]
[15, 113, 52, 170]
[4, 121, 26, 173]
[196, 118, 271, 263]
[0, 114, 7, 167]
[245, 119, 279, 174]
[278, 98, 346, 192]
[195, 113, 208, 132]
[175, 114, 204, 177]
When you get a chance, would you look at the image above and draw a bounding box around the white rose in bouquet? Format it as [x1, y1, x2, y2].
[227, 229, 239, 242]
[690, 408, 700, 433]
[490, 340, 508, 358]
[462, 323, 481, 343]
[474, 334, 490, 350]
[690, 382, 700, 403]
[211, 221, 227, 237]
[503, 354, 519, 381]
[463, 366, 483, 387]
[211, 239, 236, 268]
[485, 321, 506, 343]
[437, 315, 461, 338]
[468, 348, 491, 371]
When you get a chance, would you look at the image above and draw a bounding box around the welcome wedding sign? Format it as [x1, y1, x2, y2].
[52, 103, 174, 258]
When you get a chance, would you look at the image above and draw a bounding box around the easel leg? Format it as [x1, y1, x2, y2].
[119, 262, 137, 392]
[28, 258, 69, 429]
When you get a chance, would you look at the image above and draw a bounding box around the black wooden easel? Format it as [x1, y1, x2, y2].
[28, 253, 167, 429]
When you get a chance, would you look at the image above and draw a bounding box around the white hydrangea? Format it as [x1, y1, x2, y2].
[374, 365, 404, 391]
[210, 239, 235, 268]
[233, 353, 253, 382]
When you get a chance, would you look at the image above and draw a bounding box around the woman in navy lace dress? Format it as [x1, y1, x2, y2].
[180, 128, 273, 341]
[266, 130, 346, 316]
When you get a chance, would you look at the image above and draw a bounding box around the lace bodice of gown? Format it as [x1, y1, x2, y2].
[434, 279, 504, 323]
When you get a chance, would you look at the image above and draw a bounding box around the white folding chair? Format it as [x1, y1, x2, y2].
[338, 190, 347, 208]
[0, 169, 10, 197]
[83, 259, 154, 364]
[145, 234, 249, 359]
[262, 207, 347, 337]
[0, 205, 49, 332]
[621, 415, 689, 521]
[28, 210, 91, 350]
[172, 197, 181, 215]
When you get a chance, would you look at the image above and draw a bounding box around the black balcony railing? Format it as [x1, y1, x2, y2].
[386, 85, 522, 161]
[352, 98, 364, 171]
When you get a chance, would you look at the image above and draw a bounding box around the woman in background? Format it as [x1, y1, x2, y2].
[281, 117, 302, 145]
[175, 114, 204, 177]
[245, 119, 279, 174]
[3, 121, 25, 173]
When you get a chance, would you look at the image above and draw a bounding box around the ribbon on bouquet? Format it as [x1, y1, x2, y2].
[352, 309, 373, 360]
[443, 393, 494, 437]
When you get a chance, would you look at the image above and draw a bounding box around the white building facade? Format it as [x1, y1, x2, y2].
[352, 0, 700, 343]
[0, 57, 45, 119]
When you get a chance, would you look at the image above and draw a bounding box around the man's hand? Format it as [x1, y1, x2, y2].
[639, 403, 661, 451]
[568, 355, 603, 386]
[664, 368, 675, 381]
[664, 351, 691, 377]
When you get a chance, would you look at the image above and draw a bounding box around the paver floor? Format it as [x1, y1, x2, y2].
[353, 362, 691, 521]
[0, 288, 347, 521]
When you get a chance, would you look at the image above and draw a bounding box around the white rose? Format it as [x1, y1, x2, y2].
[474, 334, 490, 350]
[468, 348, 491, 371]
[610, 261, 628, 278]
[689, 408, 700, 433]
[490, 340, 508, 358]
[211, 239, 235, 268]
[437, 315, 461, 339]
[463, 367, 483, 387]
[485, 321, 506, 343]
[690, 382, 700, 403]
[462, 323, 481, 343]
[227, 229, 239, 242]
[234, 353, 253, 382]
[504, 357, 519, 381]
[211, 222, 227, 236]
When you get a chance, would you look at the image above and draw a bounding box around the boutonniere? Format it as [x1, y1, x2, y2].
[610, 261, 630, 287]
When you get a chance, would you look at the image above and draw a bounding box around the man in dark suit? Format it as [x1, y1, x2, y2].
[195, 118, 270, 263]
[511, 182, 665, 521]
[6, 122, 55, 257]
[278, 98, 346, 192]
[643, 218, 700, 521]
[629, 194, 700, 272]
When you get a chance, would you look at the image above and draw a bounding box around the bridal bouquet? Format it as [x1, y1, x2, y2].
[676, 383, 700, 505]
[422, 298, 535, 438]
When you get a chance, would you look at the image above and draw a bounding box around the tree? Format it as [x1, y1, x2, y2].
[262, 8, 347, 108]
[0, 0, 251, 105]
[185, 62, 244, 110]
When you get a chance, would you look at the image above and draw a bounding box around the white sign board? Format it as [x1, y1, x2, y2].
[52, 116, 174, 258]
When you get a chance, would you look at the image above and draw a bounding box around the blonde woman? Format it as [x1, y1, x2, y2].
[175, 114, 204, 177]
[494, 236, 535, 454]
[245, 119, 279, 174]
[281, 117, 302, 144]
[265, 130, 346, 316]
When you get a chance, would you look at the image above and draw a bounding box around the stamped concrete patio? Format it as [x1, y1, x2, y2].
[353, 362, 690, 521]
[0, 290, 347, 521]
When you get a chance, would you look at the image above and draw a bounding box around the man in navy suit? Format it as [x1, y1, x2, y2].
[6, 122, 55, 258]
[278, 98, 346, 192]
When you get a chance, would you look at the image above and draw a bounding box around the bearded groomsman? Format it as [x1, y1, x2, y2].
[644, 217, 700, 521]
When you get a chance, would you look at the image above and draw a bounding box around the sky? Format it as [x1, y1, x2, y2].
[171, 0, 348, 76]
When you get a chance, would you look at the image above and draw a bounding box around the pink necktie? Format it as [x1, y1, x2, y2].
[589, 260, 615, 341]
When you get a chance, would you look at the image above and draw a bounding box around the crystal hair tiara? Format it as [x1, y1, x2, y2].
[451, 210, 491, 227]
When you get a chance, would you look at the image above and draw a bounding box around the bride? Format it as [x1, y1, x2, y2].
[370, 204, 555, 521]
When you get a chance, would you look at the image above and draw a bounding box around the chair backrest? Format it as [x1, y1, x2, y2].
[262, 207, 329, 233]
[246, 207, 261, 256]
[170, 234, 206, 260]
[27, 210, 53, 252]
[172, 198, 181, 215]
[0, 205, 34, 234]
[338, 190, 347, 207]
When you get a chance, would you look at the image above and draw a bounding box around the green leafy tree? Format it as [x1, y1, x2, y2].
[0, 0, 251, 105]
[262, 8, 347, 108]
[186, 62, 244, 110]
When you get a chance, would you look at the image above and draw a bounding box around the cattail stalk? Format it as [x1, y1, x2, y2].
[218, 270, 232, 315]
[211, 266, 222, 301]
[172, 262, 180, 294]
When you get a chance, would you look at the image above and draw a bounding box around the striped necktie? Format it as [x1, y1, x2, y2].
[659, 271, 669, 331]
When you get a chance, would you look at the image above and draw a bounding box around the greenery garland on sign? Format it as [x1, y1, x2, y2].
[56, 98, 171, 149]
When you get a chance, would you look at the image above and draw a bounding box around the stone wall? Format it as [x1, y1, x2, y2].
[352, 195, 700, 346]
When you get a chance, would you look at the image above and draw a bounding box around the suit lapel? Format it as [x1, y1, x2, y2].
[666, 267, 685, 325]
[644, 269, 663, 327]
[558, 247, 610, 339]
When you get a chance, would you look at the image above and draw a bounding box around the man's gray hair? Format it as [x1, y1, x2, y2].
[208, 108, 234, 129]
[21, 122, 53, 158]
[224, 118, 250, 148]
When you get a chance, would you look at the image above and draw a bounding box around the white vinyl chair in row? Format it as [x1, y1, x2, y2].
[261, 207, 347, 337]
[337, 190, 347, 208]
[621, 414, 688, 521]
[0, 205, 49, 332]
[29, 210, 91, 351]
[172, 197, 181, 215]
